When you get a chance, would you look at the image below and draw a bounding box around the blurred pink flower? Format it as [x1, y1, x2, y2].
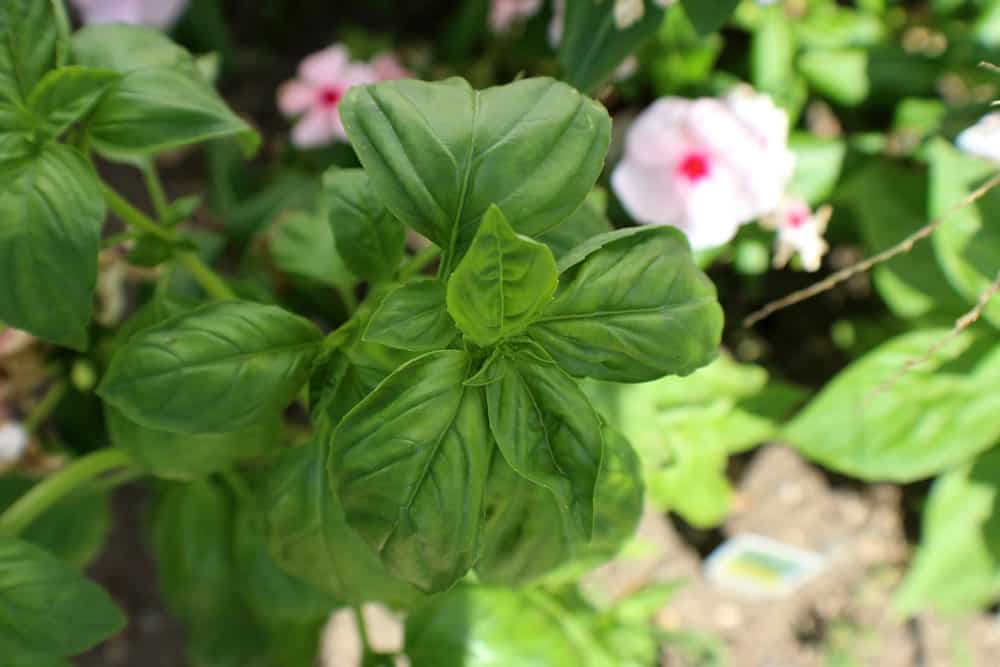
[764, 198, 831, 272]
[278, 46, 378, 149]
[68, 0, 189, 29]
[0, 328, 34, 360]
[611, 86, 795, 250]
[957, 112, 1000, 164]
[371, 53, 413, 81]
[491, 0, 543, 33]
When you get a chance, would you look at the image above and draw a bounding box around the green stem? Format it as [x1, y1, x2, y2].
[353, 606, 373, 656]
[0, 448, 133, 536]
[337, 286, 358, 316]
[142, 161, 171, 223]
[101, 183, 177, 243]
[221, 469, 254, 505]
[24, 380, 67, 435]
[399, 245, 441, 281]
[175, 251, 238, 300]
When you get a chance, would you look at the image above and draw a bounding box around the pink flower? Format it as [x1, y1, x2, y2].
[611, 86, 795, 250]
[68, 0, 189, 29]
[491, 0, 543, 33]
[764, 198, 831, 272]
[957, 112, 1000, 163]
[278, 46, 378, 149]
[371, 53, 413, 81]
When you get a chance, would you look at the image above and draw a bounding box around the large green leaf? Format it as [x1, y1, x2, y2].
[528, 227, 723, 383]
[0, 143, 104, 350]
[484, 346, 602, 542]
[263, 439, 426, 608]
[680, 0, 740, 35]
[447, 205, 559, 346]
[329, 350, 491, 592]
[894, 446, 1000, 615]
[928, 139, 1000, 327]
[0, 0, 66, 106]
[72, 24, 257, 157]
[537, 190, 614, 261]
[324, 168, 406, 283]
[365, 280, 460, 352]
[784, 330, 1000, 482]
[26, 66, 120, 139]
[559, 0, 667, 94]
[589, 427, 645, 558]
[0, 537, 123, 659]
[340, 77, 610, 266]
[99, 301, 322, 435]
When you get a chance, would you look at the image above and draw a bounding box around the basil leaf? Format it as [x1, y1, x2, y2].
[0, 537, 123, 659]
[559, 0, 667, 94]
[324, 168, 406, 283]
[529, 227, 723, 383]
[263, 439, 426, 608]
[447, 205, 558, 347]
[72, 25, 258, 157]
[365, 280, 459, 352]
[537, 191, 613, 261]
[589, 427, 644, 558]
[106, 407, 282, 480]
[330, 350, 491, 592]
[0, 143, 104, 350]
[340, 77, 610, 263]
[26, 66, 120, 139]
[484, 347, 602, 542]
[0, 0, 66, 105]
[268, 210, 354, 289]
[681, 0, 741, 35]
[99, 301, 322, 435]
[784, 330, 1000, 482]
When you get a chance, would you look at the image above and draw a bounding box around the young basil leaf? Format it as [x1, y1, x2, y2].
[99, 301, 322, 435]
[26, 66, 120, 139]
[364, 280, 459, 352]
[268, 210, 355, 289]
[324, 168, 407, 283]
[0, 143, 104, 350]
[340, 77, 611, 264]
[0, 537, 124, 659]
[0, 0, 67, 105]
[529, 227, 723, 383]
[559, 0, 667, 94]
[263, 439, 426, 608]
[446, 205, 559, 347]
[105, 407, 282, 480]
[484, 348, 603, 542]
[330, 350, 491, 593]
[0, 476, 110, 569]
[72, 25, 258, 157]
[681, 0, 741, 35]
[476, 450, 578, 585]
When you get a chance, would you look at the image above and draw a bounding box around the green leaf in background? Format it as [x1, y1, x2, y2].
[26, 66, 120, 139]
[894, 445, 1000, 615]
[106, 407, 281, 480]
[788, 133, 846, 205]
[529, 227, 723, 383]
[559, 0, 667, 94]
[928, 139, 1000, 327]
[330, 350, 490, 592]
[447, 205, 559, 346]
[268, 210, 355, 289]
[324, 168, 406, 283]
[589, 427, 645, 557]
[263, 440, 426, 608]
[0, 537, 123, 660]
[784, 330, 1000, 482]
[681, 0, 740, 35]
[750, 5, 798, 107]
[99, 301, 322, 434]
[364, 280, 459, 352]
[340, 77, 610, 266]
[0, 0, 67, 106]
[72, 24, 258, 157]
[0, 477, 110, 569]
[798, 49, 870, 106]
[537, 190, 614, 260]
[0, 143, 104, 350]
[485, 346, 602, 542]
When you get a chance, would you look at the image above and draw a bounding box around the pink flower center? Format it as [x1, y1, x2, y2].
[317, 86, 343, 109]
[677, 152, 711, 183]
[786, 208, 809, 229]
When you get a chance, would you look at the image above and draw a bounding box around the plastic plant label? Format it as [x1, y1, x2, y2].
[704, 533, 825, 597]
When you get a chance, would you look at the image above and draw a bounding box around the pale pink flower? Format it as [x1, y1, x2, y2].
[278, 46, 377, 149]
[0, 328, 34, 360]
[371, 53, 413, 81]
[957, 112, 1000, 163]
[68, 0, 189, 29]
[764, 198, 831, 272]
[611, 86, 795, 249]
[491, 0, 543, 33]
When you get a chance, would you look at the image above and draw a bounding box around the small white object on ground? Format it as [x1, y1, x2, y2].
[0, 422, 29, 465]
[704, 533, 826, 597]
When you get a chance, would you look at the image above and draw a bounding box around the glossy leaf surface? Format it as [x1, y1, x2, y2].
[26, 66, 119, 139]
[0, 0, 65, 106]
[365, 280, 459, 352]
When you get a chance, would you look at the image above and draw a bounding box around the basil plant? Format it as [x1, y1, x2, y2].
[0, 2, 723, 664]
